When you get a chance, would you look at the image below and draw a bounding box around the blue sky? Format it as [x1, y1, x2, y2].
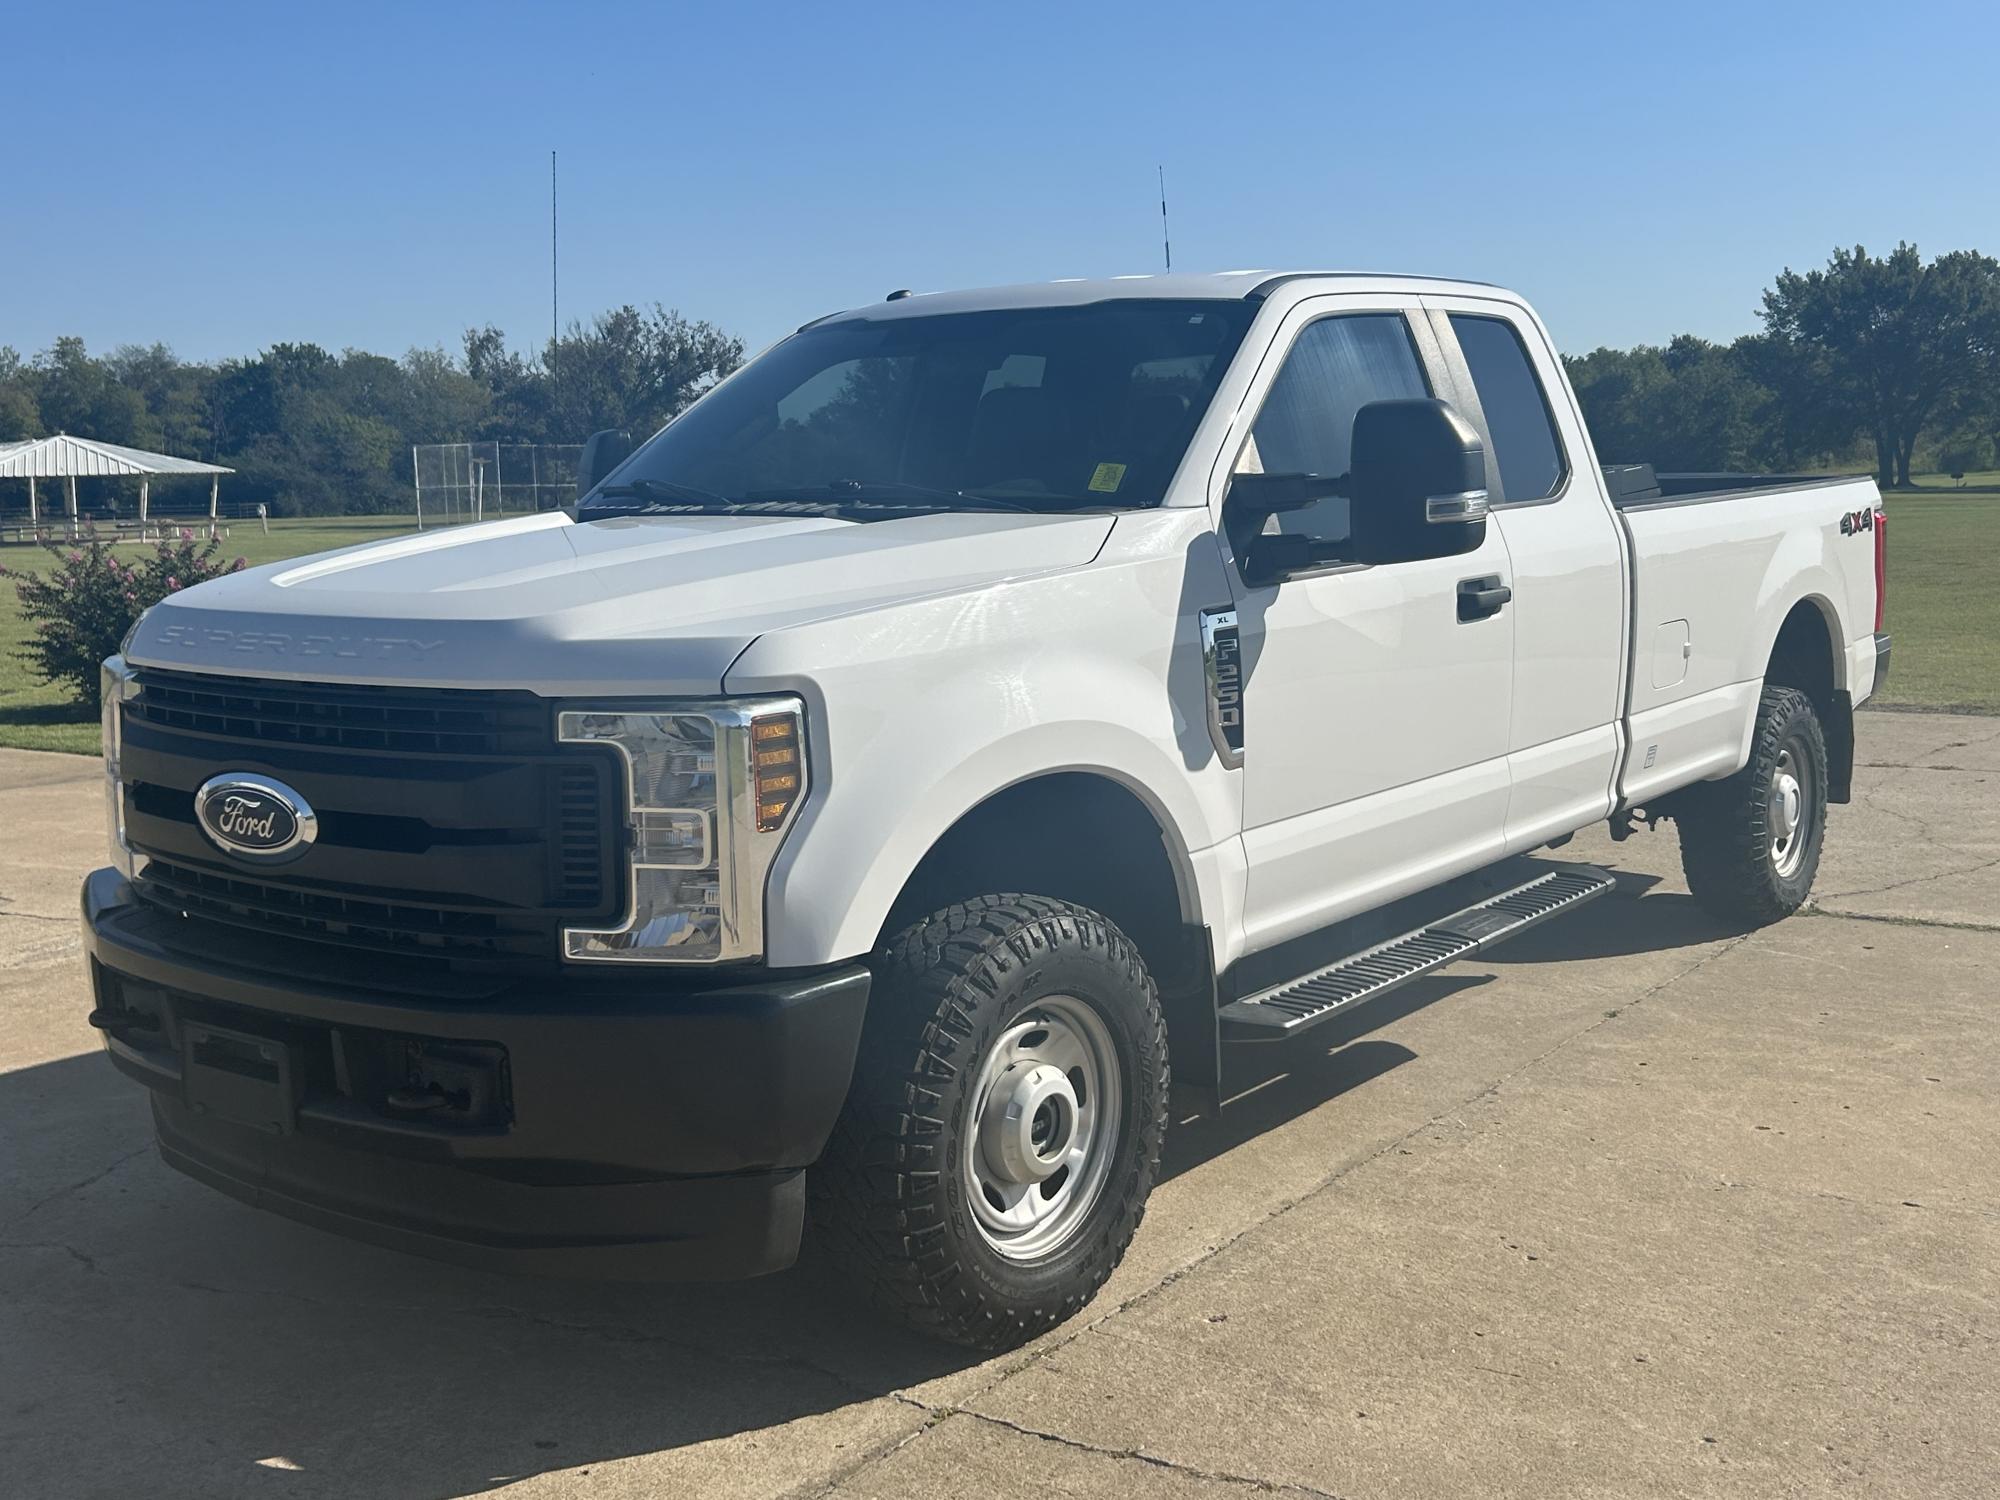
[8, 0, 1996, 365]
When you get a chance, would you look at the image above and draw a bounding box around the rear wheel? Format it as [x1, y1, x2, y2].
[810, 895, 1168, 1350]
[1677, 684, 1828, 926]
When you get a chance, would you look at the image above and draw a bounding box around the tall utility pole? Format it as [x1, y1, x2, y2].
[551, 150, 559, 350]
[551, 150, 560, 428]
[1158, 165, 1172, 272]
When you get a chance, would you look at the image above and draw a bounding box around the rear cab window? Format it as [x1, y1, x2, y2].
[1446, 313, 1568, 503]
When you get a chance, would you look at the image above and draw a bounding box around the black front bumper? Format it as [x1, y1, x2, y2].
[81, 869, 870, 1280]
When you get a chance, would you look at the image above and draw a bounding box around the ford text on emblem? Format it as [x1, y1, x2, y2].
[195, 774, 317, 864]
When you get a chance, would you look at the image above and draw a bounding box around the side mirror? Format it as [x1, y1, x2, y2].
[576, 428, 634, 499]
[1348, 399, 1488, 566]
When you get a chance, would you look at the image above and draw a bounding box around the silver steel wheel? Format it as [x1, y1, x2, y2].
[964, 994, 1123, 1262]
[1769, 736, 1816, 878]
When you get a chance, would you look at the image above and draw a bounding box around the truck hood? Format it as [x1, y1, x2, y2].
[125, 508, 1116, 695]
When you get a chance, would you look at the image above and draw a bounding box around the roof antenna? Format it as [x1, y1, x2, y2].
[1158, 165, 1172, 272]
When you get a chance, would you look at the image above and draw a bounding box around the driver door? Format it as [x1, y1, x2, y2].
[1218, 297, 1515, 954]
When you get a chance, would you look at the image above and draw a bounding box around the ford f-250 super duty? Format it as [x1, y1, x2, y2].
[84, 272, 1889, 1349]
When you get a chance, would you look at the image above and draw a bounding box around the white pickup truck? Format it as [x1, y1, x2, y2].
[86, 271, 1889, 1348]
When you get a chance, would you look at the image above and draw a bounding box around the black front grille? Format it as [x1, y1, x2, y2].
[137, 858, 551, 963]
[122, 668, 621, 972]
[129, 668, 552, 757]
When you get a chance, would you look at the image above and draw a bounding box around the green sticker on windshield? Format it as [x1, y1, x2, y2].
[1088, 462, 1127, 494]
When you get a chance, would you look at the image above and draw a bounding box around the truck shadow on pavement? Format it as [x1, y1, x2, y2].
[2, 1050, 974, 1498]
[1, 869, 1743, 1498]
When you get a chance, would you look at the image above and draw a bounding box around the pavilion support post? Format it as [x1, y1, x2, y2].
[26, 476, 36, 527]
[66, 476, 79, 539]
[209, 474, 219, 535]
[139, 477, 150, 530]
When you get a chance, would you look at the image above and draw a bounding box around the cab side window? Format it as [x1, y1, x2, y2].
[1240, 314, 1429, 543]
[1448, 314, 1566, 502]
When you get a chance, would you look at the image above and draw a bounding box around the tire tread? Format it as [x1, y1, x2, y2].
[1677, 684, 1827, 926]
[809, 894, 1168, 1350]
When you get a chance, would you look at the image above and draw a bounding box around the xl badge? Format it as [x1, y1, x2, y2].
[195, 774, 317, 864]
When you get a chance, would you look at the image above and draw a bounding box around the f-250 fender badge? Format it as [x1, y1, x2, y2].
[1199, 608, 1245, 769]
[1839, 508, 1876, 536]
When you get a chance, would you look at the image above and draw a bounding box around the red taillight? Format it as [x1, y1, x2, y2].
[1873, 506, 1887, 634]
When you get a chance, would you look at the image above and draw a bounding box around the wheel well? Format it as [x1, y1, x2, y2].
[881, 773, 1194, 978]
[1767, 597, 1853, 801]
[879, 773, 1218, 1092]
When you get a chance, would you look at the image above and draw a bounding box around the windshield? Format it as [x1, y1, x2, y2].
[584, 299, 1255, 517]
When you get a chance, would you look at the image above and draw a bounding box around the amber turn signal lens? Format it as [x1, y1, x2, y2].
[750, 713, 803, 832]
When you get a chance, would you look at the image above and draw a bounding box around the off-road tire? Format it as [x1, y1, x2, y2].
[1677, 684, 1828, 926]
[809, 895, 1169, 1350]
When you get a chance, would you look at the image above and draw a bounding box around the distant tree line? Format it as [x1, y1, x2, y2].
[1566, 243, 2000, 486]
[0, 306, 742, 516]
[3, 244, 1996, 515]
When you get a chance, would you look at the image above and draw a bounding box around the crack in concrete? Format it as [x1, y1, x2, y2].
[0, 1238, 102, 1273]
[1856, 762, 1992, 774]
[5, 1145, 151, 1231]
[1873, 718, 2000, 759]
[794, 1405, 944, 1500]
[864, 1400, 1352, 1500]
[0, 908, 73, 925]
[1852, 786, 1951, 842]
[1820, 854, 2000, 903]
[1802, 905, 2000, 934]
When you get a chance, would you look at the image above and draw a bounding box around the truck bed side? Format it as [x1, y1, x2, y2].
[1614, 474, 1883, 806]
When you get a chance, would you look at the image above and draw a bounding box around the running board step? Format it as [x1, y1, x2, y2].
[1219, 865, 1616, 1039]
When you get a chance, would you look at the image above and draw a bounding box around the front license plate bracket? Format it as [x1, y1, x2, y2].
[182, 1022, 300, 1136]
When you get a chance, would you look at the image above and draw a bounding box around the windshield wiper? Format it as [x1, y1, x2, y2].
[584, 476, 1045, 523]
[584, 478, 736, 513]
[744, 480, 1039, 513]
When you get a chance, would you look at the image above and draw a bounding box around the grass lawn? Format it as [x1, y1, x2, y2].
[2, 492, 1993, 757]
[1, 516, 420, 754]
[1874, 491, 2000, 713]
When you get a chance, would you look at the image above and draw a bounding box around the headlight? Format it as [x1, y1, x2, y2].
[101, 656, 144, 880]
[558, 697, 808, 963]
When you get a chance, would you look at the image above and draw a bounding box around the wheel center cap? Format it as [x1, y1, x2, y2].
[1770, 776, 1800, 843]
[981, 1063, 1077, 1185]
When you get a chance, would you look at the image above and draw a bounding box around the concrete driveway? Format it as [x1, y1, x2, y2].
[3, 711, 1995, 1499]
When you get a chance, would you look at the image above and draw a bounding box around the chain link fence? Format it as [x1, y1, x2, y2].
[411, 442, 584, 527]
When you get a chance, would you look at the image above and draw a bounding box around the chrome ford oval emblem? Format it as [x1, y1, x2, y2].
[195, 774, 317, 864]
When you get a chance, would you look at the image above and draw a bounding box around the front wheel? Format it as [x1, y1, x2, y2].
[1677, 684, 1829, 926]
[809, 895, 1168, 1350]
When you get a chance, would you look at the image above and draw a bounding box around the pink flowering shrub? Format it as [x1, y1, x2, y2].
[1, 529, 245, 710]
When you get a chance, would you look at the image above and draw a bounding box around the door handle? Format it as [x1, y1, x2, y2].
[1457, 575, 1512, 622]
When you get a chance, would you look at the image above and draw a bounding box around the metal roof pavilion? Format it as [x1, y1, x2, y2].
[0, 434, 234, 529]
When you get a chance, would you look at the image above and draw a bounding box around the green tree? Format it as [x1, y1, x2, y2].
[107, 343, 213, 456]
[541, 305, 743, 443]
[1759, 243, 2000, 488]
[33, 336, 158, 448]
[0, 347, 41, 441]
[1564, 337, 1776, 471]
